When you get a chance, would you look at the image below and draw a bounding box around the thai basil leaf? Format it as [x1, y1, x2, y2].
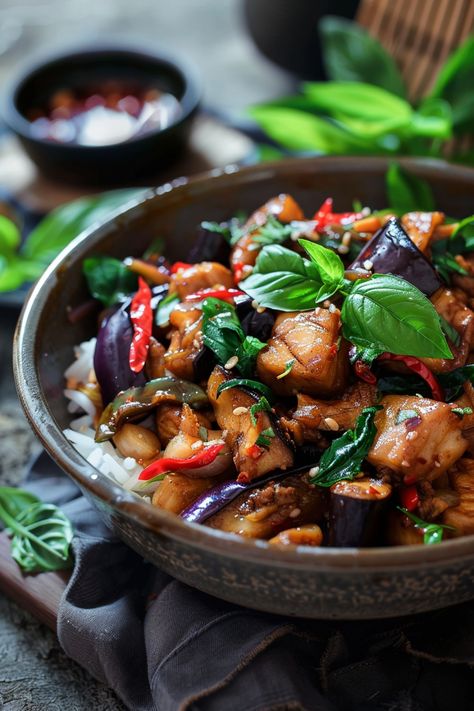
[252, 216, 294, 246]
[299, 238, 345, 287]
[349, 343, 384, 367]
[156, 292, 179, 326]
[303, 81, 412, 123]
[397, 507, 455, 545]
[249, 396, 272, 426]
[83, 256, 137, 307]
[431, 216, 474, 281]
[377, 373, 430, 397]
[318, 16, 406, 98]
[0, 487, 73, 573]
[216, 378, 274, 402]
[342, 274, 452, 359]
[202, 298, 265, 378]
[240, 245, 341, 311]
[310, 406, 381, 487]
[386, 163, 435, 214]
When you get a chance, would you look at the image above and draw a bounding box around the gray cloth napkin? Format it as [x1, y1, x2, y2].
[25, 452, 474, 711]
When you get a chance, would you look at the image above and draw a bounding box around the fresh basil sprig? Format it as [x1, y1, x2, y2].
[431, 215, 474, 282]
[398, 507, 455, 545]
[0, 487, 73, 573]
[83, 256, 138, 307]
[240, 241, 451, 360]
[310, 406, 381, 488]
[202, 298, 266, 378]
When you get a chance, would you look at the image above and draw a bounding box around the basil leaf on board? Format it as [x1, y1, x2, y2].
[318, 16, 406, 98]
[156, 292, 180, 327]
[216, 378, 274, 402]
[310, 406, 381, 488]
[386, 163, 435, 214]
[83, 256, 137, 307]
[342, 274, 452, 359]
[240, 245, 341, 311]
[0, 487, 73, 573]
[299, 238, 345, 287]
[249, 106, 372, 154]
[303, 81, 412, 123]
[397, 507, 455, 545]
[202, 298, 266, 378]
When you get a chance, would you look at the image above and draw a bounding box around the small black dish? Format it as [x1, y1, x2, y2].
[2, 44, 201, 186]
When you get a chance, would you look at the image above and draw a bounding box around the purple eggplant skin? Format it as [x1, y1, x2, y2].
[349, 218, 442, 296]
[94, 303, 146, 406]
[193, 345, 216, 381]
[327, 479, 392, 547]
[186, 224, 231, 265]
[181, 465, 310, 524]
[234, 294, 276, 341]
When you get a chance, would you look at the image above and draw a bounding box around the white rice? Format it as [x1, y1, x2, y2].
[62, 339, 147, 493]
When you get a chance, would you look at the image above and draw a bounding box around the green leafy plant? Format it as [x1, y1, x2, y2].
[398, 507, 455, 544]
[250, 17, 474, 164]
[0, 487, 73, 573]
[310, 406, 381, 487]
[240, 240, 452, 360]
[83, 256, 138, 307]
[0, 188, 145, 293]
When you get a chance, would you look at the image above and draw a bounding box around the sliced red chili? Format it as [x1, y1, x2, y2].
[170, 261, 193, 274]
[185, 288, 246, 303]
[312, 198, 363, 233]
[129, 276, 152, 374]
[377, 353, 444, 401]
[354, 360, 378, 385]
[232, 261, 245, 284]
[245, 443, 263, 460]
[138, 442, 225, 481]
[400, 485, 419, 512]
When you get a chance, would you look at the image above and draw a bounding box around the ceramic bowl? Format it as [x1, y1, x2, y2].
[2, 44, 201, 186]
[14, 156, 474, 619]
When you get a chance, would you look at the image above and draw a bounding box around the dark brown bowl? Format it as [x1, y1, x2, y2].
[13, 156, 474, 619]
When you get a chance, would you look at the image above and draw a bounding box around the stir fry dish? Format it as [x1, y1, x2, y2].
[64, 190, 474, 548]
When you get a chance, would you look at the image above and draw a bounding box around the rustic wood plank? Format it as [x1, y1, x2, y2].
[0, 531, 68, 631]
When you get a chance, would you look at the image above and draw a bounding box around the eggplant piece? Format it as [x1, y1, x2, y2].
[94, 303, 145, 406]
[328, 478, 392, 547]
[234, 293, 276, 341]
[349, 218, 441, 296]
[186, 224, 231, 265]
[95, 376, 208, 442]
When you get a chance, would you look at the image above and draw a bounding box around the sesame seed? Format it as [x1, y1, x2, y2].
[251, 299, 259, 309]
[328, 303, 337, 313]
[337, 245, 349, 255]
[342, 232, 352, 246]
[289, 508, 301, 519]
[191, 440, 203, 450]
[434, 460, 441, 468]
[233, 406, 248, 416]
[401, 460, 410, 467]
[361, 207, 371, 216]
[192, 338, 201, 349]
[323, 300, 331, 308]
[256, 306, 266, 314]
[406, 431, 418, 440]
[224, 355, 239, 370]
[314, 307, 321, 315]
[363, 259, 373, 271]
[324, 417, 339, 431]
[309, 466, 320, 478]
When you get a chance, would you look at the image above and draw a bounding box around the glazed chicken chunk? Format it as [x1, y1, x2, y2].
[256, 307, 349, 397]
[171, 261, 233, 300]
[368, 395, 467, 483]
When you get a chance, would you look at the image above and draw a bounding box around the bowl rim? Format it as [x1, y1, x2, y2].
[2, 42, 201, 151]
[14, 154, 474, 571]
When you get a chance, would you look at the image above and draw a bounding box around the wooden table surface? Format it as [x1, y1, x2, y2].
[0, 2, 292, 708]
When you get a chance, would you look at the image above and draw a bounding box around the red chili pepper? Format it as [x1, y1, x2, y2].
[129, 277, 152, 374]
[232, 261, 245, 284]
[246, 443, 263, 459]
[400, 485, 419, 512]
[185, 288, 246, 304]
[312, 198, 363, 233]
[354, 360, 378, 385]
[138, 443, 225, 481]
[377, 353, 444, 401]
[170, 261, 193, 274]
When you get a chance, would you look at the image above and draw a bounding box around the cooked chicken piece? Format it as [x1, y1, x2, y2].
[443, 458, 474, 535]
[206, 473, 326, 539]
[164, 302, 202, 380]
[208, 365, 294, 482]
[155, 403, 213, 446]
[230, 194, 304, 280]
[256, 308, 349, 397]
[152, 473, 219, 514]
[145, 337, 166, 379]
[290, 382, 377, 438]
[402, 211, 445, 253]
[269, 524, 323, 546]
[171, 261, 233, 300]
[453, 253, 474, 297]
[419, 288, 474, 373]
[385, 509, 424, 546]
[417, 480, 459, 521]
[368, 395, 467, 483]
